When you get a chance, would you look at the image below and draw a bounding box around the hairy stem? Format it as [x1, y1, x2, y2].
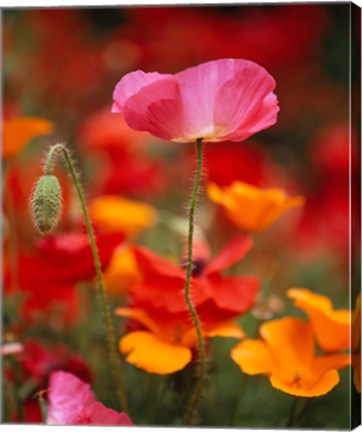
[45, 143, 128, 413]
[184, 138, 206, 425]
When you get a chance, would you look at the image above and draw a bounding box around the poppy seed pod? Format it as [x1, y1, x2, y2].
[30, 175, 62, 234]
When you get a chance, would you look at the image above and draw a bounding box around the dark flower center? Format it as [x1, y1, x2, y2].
[180, 258, 206, 277]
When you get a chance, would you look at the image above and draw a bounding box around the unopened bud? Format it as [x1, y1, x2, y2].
[30, 175, 62, 234]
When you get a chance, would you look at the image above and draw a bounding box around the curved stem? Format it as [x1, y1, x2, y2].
[184, 138, 206, 425]
[45, 144, 128, 413]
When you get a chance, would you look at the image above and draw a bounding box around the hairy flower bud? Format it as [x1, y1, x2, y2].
[30, 175, 62, 234]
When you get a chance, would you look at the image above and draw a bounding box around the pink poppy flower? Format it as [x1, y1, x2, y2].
[112, 59, 279, 143]
[47, 371, 133, 426]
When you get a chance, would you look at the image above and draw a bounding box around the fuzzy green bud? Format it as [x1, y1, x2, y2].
[30, 175, 62, 234]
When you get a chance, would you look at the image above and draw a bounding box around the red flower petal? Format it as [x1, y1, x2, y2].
[205, 233, 253, 274]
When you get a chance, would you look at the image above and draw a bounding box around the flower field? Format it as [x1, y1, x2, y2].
[2, 4, 361, 428]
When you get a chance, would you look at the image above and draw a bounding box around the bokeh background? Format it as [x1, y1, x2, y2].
[2, 3, 361, 428]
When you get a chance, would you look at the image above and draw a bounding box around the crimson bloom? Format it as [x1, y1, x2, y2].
[130, 234, 259, 322]
[112, 59, 279, 142]
[47, 371, 133, 426]
[4, 231, 124, 323]
[117, 235, 259, 374]
[34, 231, 125, 284]
[20, 340, 93, 389]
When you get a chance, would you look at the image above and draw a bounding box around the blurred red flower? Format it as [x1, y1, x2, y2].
[294, 124, 359, 261]
[6, 340, 92, 423]
[20, 340, 93, 388]
[4, 231, 124, 323]
[77, 110, 164, 197]
[203, 141, 285, 187]
[119, 5, 329, 72]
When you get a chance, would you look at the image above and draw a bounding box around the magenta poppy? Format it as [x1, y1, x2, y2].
[47, 371, 133, 425]
[112, 59, 279, 143]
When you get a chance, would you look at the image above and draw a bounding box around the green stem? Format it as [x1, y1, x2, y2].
[229, 373, 248, 426]
[183, 138, 206, 425]
[286, 396, 302, 427]
[45, 144, 128, 413]
[12, 358, 24, 422]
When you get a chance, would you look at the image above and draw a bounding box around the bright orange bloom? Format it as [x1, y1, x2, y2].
[352, 294, 361, 392]
[116, 307, 245, 374]
[89, 195, 157, 238]
[103, 245, 141, 296]
[207, 181, 304, 232]
[287, 288, 351, 352]
[231, 317, 350, 397]
[3, 116, 54, 159]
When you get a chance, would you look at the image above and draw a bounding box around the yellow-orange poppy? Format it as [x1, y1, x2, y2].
[207, 181, 304, 232]
[352, 294, 361, 392]
[116, 307, 245, 375]
[231, 317, 350, 397]
[3, 116, 54, 159]
[103, 245, 141, 296]
[89, 195, 157, 238]
[287, 288, 351, 352]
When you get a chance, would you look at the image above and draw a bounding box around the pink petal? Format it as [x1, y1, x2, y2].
[205, 234, 253, 274]
[213, 61, 279, 141]
[112, 70, 171, 113]
[123, 77, 185, 140]
[47, 371, 95, 425]
[47, 371, 133, 426]
[89, 402, 134, 426]
[1, 342, 24, 356]
[175, 59, 251, 141]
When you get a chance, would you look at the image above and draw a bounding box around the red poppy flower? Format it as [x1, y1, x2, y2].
[130, 233, 259, 322]
[20, 340, 93, 388]
[34, 231, 125, 284]
[77, 110, 164, 197]
[4, 231, 124, 323]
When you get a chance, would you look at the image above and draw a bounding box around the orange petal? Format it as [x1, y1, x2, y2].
[3, 117, 54, 159]
[260, 317, 314, 382]
[270, 369, 340, 397]
[231, 339, 276, 375]
[115, 308, 161, 336]
[206, 182, 231, 206]
[310, 353, 350, 379]
[119, 331, 192, 374]
[89, 195, 157, 238]
[207, 181, 304, 232]
[352, 352, 361, 393]
[352, 294, 361, 351]
[288, 288, 351, 352]
[207, 321, 245, 339]
[181, 321, 245, 347]
[103, 246, 141, 295]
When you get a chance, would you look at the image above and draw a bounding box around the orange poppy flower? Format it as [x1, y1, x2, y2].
[231, 317, 350, 397]
[89, 195, 157, 238]
[287, 288, 351, 352]
[352, 294, 361, 392]
[207, 181, 304, 232]
[116, 307, 245, 374]
[3, 116, 54, 159]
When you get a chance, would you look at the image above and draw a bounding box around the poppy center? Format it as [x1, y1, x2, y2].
[180, 258, 206, 277]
